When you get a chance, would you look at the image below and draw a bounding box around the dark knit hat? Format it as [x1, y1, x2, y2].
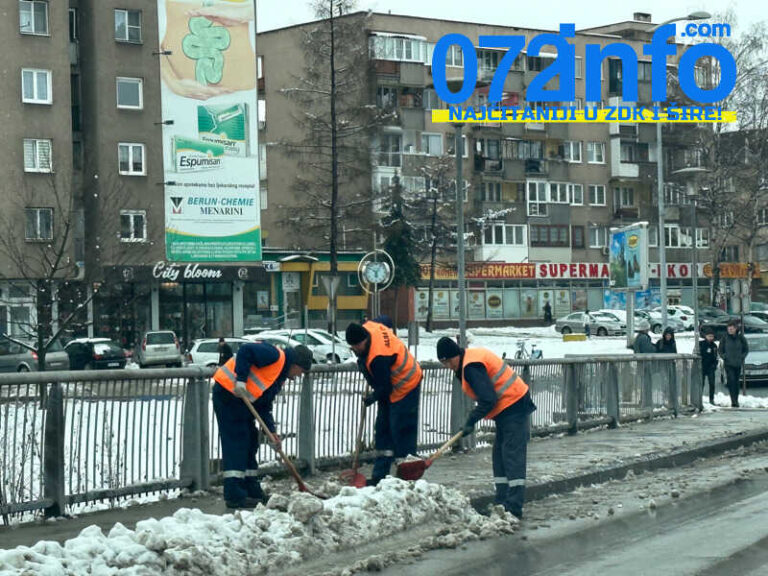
[292, 345, 313, 371]
[345, 323, 369, 345]
[437, 336, 461, 360]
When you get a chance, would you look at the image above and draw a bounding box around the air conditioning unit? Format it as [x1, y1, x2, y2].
[72, 261, 86, 280]
[601, 246, 609, 256]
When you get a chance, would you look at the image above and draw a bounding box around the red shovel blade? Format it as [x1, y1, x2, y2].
[395, 459, 430, 481]
[339, 469, 367, 488]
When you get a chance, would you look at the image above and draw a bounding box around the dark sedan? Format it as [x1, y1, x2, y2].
[64, 338, 128, 370]
[699, 315, 768, 340]
[698, 306, 731, 324]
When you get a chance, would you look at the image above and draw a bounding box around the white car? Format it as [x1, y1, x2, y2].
[184, 337, 250, 368]
[243, 333, 325, 365]
[653, 306, 695, 330]
[257, 329, 354, 364]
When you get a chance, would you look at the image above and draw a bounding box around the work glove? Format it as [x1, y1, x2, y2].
[461, 422, 475, 438]
[233, 380, 249, 399]
[270, 432, 282, 451]
[363, 393, 377, 407]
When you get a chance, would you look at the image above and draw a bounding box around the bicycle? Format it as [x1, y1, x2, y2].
[513, 339, 543, 360]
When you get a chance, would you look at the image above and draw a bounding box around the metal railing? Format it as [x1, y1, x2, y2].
[2, 354, 701, 522]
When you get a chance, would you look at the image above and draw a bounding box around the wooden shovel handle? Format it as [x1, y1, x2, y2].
[241, 397, 306, 487]
[426, 431, 464, 465]
[352, 400, 367, 471]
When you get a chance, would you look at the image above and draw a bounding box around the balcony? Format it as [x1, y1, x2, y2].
[525, 158, 548, 176]
[614, 207, 639, 219]
[474, 155, 503, 174]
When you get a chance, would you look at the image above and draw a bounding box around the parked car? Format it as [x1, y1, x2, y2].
[750, 302, 768, 312]
[258, 329, 354, 363]
[748, 311, 768, 323]
[635, 309, 686, 334]
[555, 312, 625, 336]
[134, 331, 183, 368]
[652, 307, 694, 330]
[0, 336, 70, 372]
[698, 315, 768, 340]
[185, 337, 249, 368]
[699, 306, 731, 324]
[243, 333, 324, 364]
[743, 334, 768, 384]
[64, 338, 128, 370]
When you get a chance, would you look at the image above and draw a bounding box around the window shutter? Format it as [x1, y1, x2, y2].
[38, 140, 52, 171]
[23, 139, 36, 169]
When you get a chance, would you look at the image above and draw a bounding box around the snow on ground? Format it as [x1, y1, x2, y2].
[704, 391, 768, 409]
[0, 479, 516, 576]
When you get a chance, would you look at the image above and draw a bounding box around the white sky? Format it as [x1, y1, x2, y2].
[257, 0, 763, 33]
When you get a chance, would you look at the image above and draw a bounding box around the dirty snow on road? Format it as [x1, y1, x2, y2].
[0, 479, 517, 575]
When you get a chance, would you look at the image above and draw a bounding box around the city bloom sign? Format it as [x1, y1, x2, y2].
[157, 0, 262, 262]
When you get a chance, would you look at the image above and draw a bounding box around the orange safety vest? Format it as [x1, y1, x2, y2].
[461, 347, 528, 420]
[213, 348, 287, 400]
[363, 321, 422, 403]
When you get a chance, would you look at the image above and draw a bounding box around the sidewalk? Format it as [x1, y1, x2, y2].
[2, 408, 767, 549]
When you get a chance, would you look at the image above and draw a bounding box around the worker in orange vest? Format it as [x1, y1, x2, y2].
[212, 341, 313, 509]
[437, 337, 536, 519]
[345, 321, 422, 486]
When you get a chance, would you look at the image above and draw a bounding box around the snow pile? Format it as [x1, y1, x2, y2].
[706, 392, 768, 409]
[0, 479, 517, 575]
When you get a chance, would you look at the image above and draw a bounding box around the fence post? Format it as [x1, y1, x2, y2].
[450, 371, 473, 451]
[181, 376, 206, 492]
[43, 382, 65, 518]
[642, 360, 654, 419]
[690, 357, 703, 411]
[669, 360, 680, 418]
[606, 363, 620, 428]
[565, 363, 578, 435]
[298, 371, 316, 474]
[198, 375, 210, 490]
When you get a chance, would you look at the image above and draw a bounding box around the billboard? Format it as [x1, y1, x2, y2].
[157, 0, 261, 262]
[609, 223, 649, 291]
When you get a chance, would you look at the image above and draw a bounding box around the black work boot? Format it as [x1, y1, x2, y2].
[226, 496, 264, 510]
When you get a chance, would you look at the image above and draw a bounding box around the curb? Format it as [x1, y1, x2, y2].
[469, 427, 768, 512]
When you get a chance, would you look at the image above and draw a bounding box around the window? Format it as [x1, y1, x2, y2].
[446, 45, 463, 67]
[448, 180, 470, 203]
[477, 138, 501, 160]
[483, 223, 504, 245]
[549, 182, 569, 204]
[722, 246, 739, 262]
[446, 134, 467, 158]
[376, 86, 397, 109]
[120, 210, 146, 242]
[478, 49, 500, 73]
[23, 139, 52, 173]
[402, 129, 418, 155]
[696, 227, 709, 248]
[561, 141, 581, 163]
[504, 139, 543, 160]
[758, 208, 768, 226]
[527, 55, 554, 72]
[716, 211, 734, 227]
[260, 186, 268, 210]
[620, 141, 649, 163]
[377, 134, 401, 167]
[569, 183, 583, 205]
[369, 34, 427, 63]
[588, 185, 606, 206]
[116, 77, 143, 109]
[401, 176, 425, 194]
[575, 56, 583, 79]
[421, 133, 443, 156]
[664, 224, 681, 248]
[505, 225, 525, 245]
[663, 183, 680, 205]
[21, 69, 51, 104]
[587, 142, 605, 163]
[572, 226, 585, 248]
[648, 225, 658, 247]
[258, 143, 267, 179]
[527, 181, 548, 216]
[480, 182, 502, 202]
[115, 9, 141, 43]
[588, 226, 607, 248]
[69, 8, 78, 41]
[530, 225, 569, 247]
[423, 89, 444, 110]
[118, 143, 145, 175]
[614, 186, 635, 208]
[25, 208, 52, 241]
[20, 1, 48, 35]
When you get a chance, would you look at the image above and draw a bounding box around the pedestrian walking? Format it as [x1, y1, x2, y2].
[719, 319, 748, 407]
[543, 301, 552, 324]
[212, 342, 313, 509]
[632, 320, 656, 354]
[699, 328, 718, 405]
[436, 337, 536, 520]
[345, 321, 422, 486]
[584, 309, 592, 338]
[218, 337, 233, 366]
[655, 327, 677, 353]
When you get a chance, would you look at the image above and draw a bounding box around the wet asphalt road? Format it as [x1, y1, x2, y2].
[386, 471, 768, 576]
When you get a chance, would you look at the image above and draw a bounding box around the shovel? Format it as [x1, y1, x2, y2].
[396, 431, 464, 481]
[241, 397, 327, 499]
[340, 401, 367, 488]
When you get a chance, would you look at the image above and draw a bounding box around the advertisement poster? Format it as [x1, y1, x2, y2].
[434, 289, 450, 318]
[158, 0, 261, 261]
[538, 289, 553, 319]
[468, 290, 486, 318]
[553, 289, 571, 317]
[520, 289, 539, 319]
[486, 289, 504, 319]
[571, 289, 587, 311]
[609, 224, 648, 291]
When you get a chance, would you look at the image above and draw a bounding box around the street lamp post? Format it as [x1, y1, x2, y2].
[454, 123, 467, 347]
[649, 11, 710, 329]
